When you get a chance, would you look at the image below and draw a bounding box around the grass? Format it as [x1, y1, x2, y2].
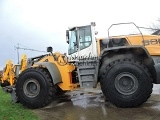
[0, 88, 39, 120]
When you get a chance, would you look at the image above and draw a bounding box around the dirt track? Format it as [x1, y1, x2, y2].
[34, 85, 160, 120]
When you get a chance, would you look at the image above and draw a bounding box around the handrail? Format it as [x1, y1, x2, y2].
[107, 22, 145, 46]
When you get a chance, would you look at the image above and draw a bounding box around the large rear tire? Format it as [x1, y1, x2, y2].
[100, 58, 153, 108]
[16, 67, 55, 109]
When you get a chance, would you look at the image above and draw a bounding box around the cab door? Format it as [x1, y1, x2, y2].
[67, 29, 79, 60]
[78, 25, 97, 59]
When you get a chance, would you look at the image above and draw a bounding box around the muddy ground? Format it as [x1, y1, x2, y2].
[34, 85, 160, 120]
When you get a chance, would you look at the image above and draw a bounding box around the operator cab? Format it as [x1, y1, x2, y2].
[66, 22, 98, 60]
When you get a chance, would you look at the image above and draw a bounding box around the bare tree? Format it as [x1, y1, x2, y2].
[149, 19, 160, 35]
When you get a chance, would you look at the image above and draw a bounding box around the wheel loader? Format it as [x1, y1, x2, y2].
[0, 54, 27, 99]
[1, 22, 160, 109]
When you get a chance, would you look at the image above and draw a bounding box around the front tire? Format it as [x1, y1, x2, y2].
[100, 59, 153, 108]
[16, 68, 55, 109]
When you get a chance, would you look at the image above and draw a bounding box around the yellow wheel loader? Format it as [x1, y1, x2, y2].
[0, 54, 27, 101]
[3, 22, 160, 108]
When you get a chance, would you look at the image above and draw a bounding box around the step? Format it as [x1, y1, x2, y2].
[81, 81, 94, 88]
[80, 79, 95, 82]
[77, 60, 98, 63]
[77, 60, 98, 88]
[79, 72, 95, 76]
[78, 66, 95, 69]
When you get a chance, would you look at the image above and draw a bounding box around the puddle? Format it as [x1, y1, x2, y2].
[34, 86, 160, 120]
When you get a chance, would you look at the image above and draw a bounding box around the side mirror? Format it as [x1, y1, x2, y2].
[47, 46, 53, 52]
[66, 30, 69, 44]
[91, 22, 96, 26]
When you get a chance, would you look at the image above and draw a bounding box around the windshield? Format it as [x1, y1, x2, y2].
[68, 30, 77, 55]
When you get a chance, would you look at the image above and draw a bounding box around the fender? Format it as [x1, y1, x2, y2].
[100, 45, 152, 59]
[35, 62, 62, 84]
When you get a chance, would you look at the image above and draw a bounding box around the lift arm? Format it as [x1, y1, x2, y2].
[0, 60, 15, 86]
[20, 54, 27, 73]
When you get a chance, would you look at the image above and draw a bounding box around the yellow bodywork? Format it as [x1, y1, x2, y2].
[1, 60, 15, 86]
[126, 35, 160, 55]
[35, 52, 78, 91]
[97, 34, 160, 56]
[0, 54, 28, 86]
[19, 54, 27, 73]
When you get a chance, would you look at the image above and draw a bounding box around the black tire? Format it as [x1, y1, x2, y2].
[15, 67, 55, 109]
[100, 58, 153, 108]
[55, 85, 66, 95]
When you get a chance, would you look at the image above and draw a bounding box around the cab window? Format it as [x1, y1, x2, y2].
[68, 30, 77, 55]
[79, 26, 92, 50]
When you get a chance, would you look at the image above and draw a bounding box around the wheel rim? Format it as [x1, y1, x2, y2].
[23, 79, 40, 98]
[115, 72, 138, 95]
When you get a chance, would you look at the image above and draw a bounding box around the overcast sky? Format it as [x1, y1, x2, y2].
[0, 0, 159, 69]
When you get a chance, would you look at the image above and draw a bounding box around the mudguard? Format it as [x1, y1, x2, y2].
[100, 45, 152, 59]
[35, 62, 62, 84]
